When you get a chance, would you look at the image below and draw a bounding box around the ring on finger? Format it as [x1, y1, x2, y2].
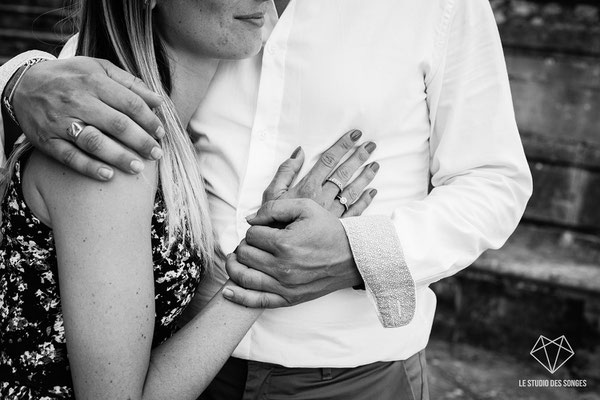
[326, 177, 344, 194]
[67, 121, 86, 141]
[336, 194, 349, 212]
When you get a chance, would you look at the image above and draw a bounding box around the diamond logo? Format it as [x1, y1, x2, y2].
[530, 335, 575, 374]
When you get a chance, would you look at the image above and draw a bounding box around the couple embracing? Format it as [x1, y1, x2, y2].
[0, 0, 532, 399]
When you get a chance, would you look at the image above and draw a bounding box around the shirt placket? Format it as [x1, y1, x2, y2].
[235, 2, 296, 242]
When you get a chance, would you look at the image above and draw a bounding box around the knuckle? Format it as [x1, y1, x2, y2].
[259, 294, 271, 308]
[238, 271, 253, 289]
[82, 130, 104, 153]
[275, 239, 292, 255]
[262, 188, 275, 202]
[336, 166, 351, 181]
[277, 267, 293, 282]
[347, 187, 359, 201]
[263, 200, 277, 214]
[36, 130, 51, 145]
[245, 226, 257, 241]
[358, 148, 370, 162]
[366, 167, 377, 180]
[319, 152, 337, 168]
[110, 116, 129, 134]
[58, 90, 75, 106]
[62, 149, 77, 167]
[87, 72, 105, 87]
[141, 138, 157, 153]
[132, 76, 145, 88]
[127, 95, 144, 115]
[277, 160, 294, 174]
[340, 138, 353, 151]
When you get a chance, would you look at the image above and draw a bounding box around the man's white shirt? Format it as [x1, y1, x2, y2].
[0, 0, 532, 368]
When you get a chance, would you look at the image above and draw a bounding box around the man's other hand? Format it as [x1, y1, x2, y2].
[224, 198, 363, 308]
[12, 57, 165, 180]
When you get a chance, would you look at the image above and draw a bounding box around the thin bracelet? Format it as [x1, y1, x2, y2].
[2, 57, 48, 127]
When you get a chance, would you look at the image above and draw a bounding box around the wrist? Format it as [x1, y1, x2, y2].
[2, 58, 48, 127]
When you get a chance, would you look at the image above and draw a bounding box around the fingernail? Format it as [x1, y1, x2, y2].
[98, 167, 114, 180]
[370, 162, 380, 173]
[350, 130, 362, 141]
[150, 146, 163, 160]
[370, 189, 378, 197]
[155, 126, 166, 139]
[130, 160, 145, 173]
[365, 142, 377, 153]
[222, 288, 234, 299]
[245, 212, 258, 221]
[291, 146, 302, 159]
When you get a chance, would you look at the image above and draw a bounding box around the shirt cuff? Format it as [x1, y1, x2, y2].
[340, 215, 416, 328]
[0, 51, 56, 98]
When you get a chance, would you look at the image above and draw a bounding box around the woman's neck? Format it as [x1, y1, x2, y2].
[166, 50, 219, 127]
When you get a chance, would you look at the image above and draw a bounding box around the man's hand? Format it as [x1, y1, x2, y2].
[12, 57, 165, 180]
[223, 198, 363, 308]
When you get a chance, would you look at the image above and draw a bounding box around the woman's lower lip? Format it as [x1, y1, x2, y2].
[236, 17, 265, 28]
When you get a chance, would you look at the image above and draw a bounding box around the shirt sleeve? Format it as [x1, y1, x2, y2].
[0, 50, 57, 162]
[0, 35, 78, 162]
[341, 0, 533, 328]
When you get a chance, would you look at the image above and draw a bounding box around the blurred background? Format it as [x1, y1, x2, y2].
[0, 0, 599, 399]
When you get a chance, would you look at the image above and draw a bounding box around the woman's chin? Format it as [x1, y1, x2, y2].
[221, 41, 264, 60]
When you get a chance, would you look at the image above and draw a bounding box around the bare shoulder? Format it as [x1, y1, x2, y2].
[23, 150, 158, 227]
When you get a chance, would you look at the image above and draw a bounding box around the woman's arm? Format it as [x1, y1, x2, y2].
[27, 151, 260, 400]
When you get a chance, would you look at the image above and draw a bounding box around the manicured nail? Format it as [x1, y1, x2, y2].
[350, 130, 362, 141]
[370, 189, 378, 197]
[222, 288, 234, 299]
[245, 212, 258, 221]
[98, 167, 113, 180]
[155, 126, 165, 139]
[370, 162, 380, 172]
[365, 142, 377, 153]
[291, 146, 302, 159]
[130, 160, 145, 173]
[150, 147, 163, 160]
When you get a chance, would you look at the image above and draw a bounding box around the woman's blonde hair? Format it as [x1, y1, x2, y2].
[2, 0, 216, 266]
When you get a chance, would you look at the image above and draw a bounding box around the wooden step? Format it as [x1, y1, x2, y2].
[469, 224, 600, 297]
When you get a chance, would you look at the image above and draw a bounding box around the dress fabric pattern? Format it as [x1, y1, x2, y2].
[0, 159, 205, 399]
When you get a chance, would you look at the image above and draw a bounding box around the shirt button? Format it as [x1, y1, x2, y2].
[266, 43, 278, 55]
[257, 130, 268, 140]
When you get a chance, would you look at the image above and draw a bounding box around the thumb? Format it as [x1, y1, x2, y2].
[247, 199, 313, 226]
[262, 147, 304, 202]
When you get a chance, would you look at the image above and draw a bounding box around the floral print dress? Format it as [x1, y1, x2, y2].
[0, 158, 205, 399]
